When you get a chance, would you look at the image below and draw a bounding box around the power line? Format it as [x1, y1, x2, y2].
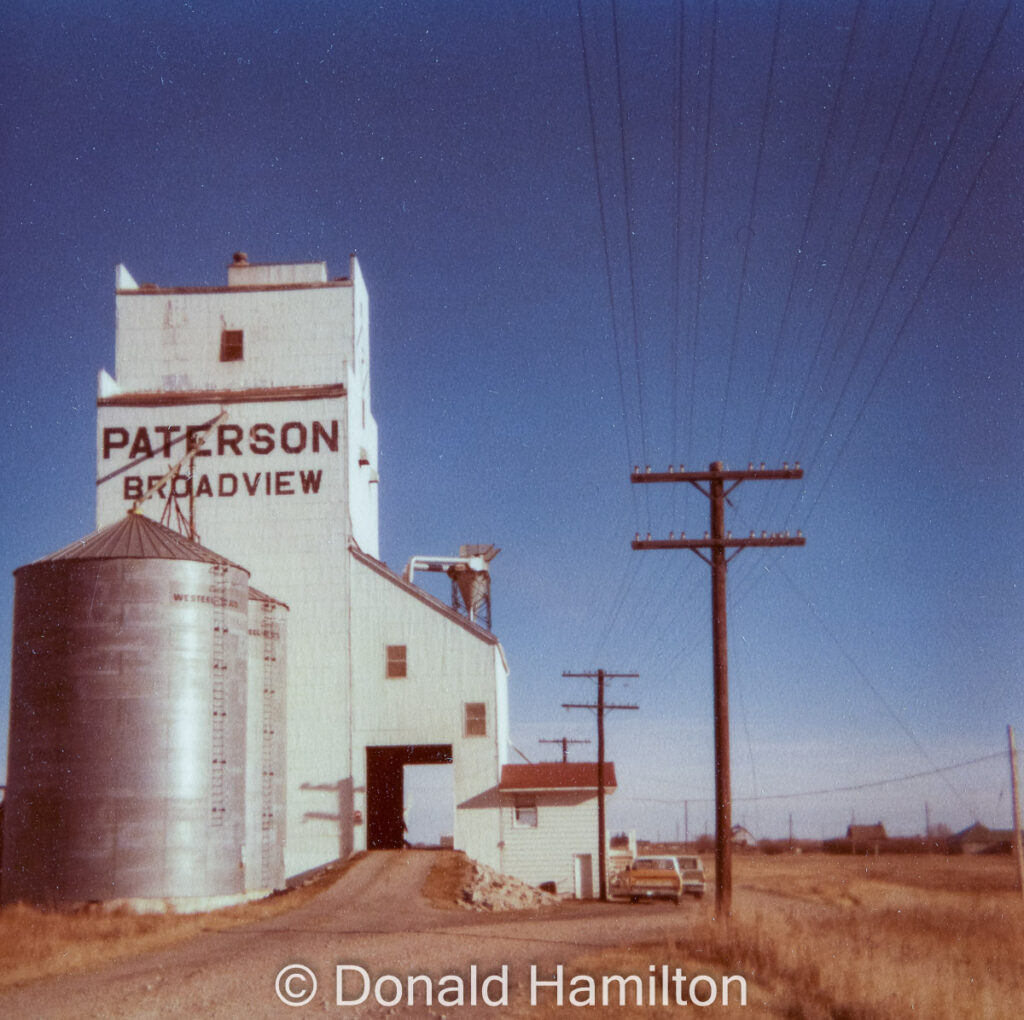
[610, 0, 650, 481]
[798, 0, 1010, 490]
[717, 0, 785, 453]
[749, 0, 864, 458]
[574, 0, 642, 488]
[687, 0, 718, 472]
[799, 67, 1023, 529]
[774, 561, 980, 819]
[628, 752, 1005, 806]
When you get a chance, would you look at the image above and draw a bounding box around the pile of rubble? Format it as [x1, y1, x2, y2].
[458, 860, 561, 912]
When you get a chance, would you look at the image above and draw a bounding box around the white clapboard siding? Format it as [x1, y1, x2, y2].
[501, 792, 600, 894]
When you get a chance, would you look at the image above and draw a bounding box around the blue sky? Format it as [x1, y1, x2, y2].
[2, 0, 1021, 842]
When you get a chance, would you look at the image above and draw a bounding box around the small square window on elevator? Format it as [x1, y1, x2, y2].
[464, 702, 487, 737]
[386, 644, 407, 679]
[220, 329, 244, 362]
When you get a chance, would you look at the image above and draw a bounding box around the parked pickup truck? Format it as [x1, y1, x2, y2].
[617, 855, 683, 904]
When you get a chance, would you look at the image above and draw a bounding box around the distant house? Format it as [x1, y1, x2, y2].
[847, 823, 887, 855]
[731, 825, 757, 848]
[498, 762, 617, 898]
[949, 823, 1014, 855]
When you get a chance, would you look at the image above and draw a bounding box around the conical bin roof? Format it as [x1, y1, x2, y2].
[19, 512, 246, 572]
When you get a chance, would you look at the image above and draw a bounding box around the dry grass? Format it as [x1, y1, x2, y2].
[555, 854, 1024, 1019]
[3, 851, 1022, 1017]
[0, 856, 357, 991]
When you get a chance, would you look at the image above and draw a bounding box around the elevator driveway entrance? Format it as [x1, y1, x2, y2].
[366, 744, 453, 849]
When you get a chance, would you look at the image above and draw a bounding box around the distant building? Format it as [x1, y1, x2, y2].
[497, 762, 617, 898]
[731, 825, 757, 848]
[948, 823, 1014, 855]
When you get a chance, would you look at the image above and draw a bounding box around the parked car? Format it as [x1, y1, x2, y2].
[618, 855, 683, 904]
[676, 855, 706, 898]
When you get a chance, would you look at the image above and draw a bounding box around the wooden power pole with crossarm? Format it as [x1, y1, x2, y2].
[631, 461, 805, 916]
[563, 669, 638, 901]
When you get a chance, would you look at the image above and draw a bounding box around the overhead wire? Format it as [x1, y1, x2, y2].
[774, 0, 937, 464]
[609, 0, 651, 493]
[710, 33, 1021, 826]
[573, 0, 642, 492]
[717, 0, 785, 453]
[793, 0, 1017, 529]
[788, 0, 974, 470]
[686, 0, 718, 472]
[570, 0, 1017, 829]
[773, 561, 982, 819]
[800, 66, 1023, 529]
[748, 0, 865, 461]
[628, 751, 1004, 807]
[670, 0, 688, 527]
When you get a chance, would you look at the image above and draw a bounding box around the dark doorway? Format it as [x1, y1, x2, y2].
[366, 744, 453, 849]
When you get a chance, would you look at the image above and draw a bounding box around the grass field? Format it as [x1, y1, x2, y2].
[565, 853, 1024, 1019]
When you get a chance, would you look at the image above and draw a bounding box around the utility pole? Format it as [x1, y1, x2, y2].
[539, 737, 591, 763]
[1008, 725, 1024, 899]
[631, 461, 804, 916]
[563, 669, 638, 901]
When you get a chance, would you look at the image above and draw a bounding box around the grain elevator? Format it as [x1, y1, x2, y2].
[2, 253, 510, 907]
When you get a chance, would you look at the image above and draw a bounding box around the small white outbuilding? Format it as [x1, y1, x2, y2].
[497, 762, 617, 898]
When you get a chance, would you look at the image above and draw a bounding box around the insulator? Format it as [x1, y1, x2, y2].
[759, 462, 766, 470]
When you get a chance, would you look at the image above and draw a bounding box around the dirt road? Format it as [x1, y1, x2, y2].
[0, 851, 715, 1018]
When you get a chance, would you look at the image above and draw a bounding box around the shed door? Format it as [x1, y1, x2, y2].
[574, 853, 594, 899]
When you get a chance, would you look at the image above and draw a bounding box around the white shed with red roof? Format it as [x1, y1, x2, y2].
[498, 762, 617, 898]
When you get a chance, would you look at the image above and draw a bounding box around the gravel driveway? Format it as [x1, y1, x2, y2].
[0, 851, 712, 1018]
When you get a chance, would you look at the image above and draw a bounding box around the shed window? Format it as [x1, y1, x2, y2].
[386, 645, 407, 679]
[464, 702, 487, 737]
[220, 329, 244, 362]
[513, 797, 538, 828]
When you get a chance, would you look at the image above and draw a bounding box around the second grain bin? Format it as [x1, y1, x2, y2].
[2, 513, 255, 909]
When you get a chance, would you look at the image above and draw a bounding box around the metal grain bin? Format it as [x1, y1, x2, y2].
[2, 513, 250, 908]
[245, 587, 288, 894]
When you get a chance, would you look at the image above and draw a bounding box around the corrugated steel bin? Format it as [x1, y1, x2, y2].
[2, 514, 250, 908]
